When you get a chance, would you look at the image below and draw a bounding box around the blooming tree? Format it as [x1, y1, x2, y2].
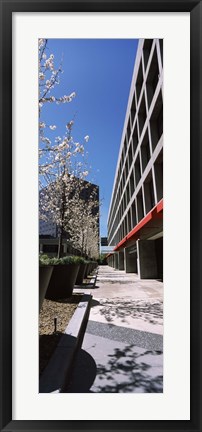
[65, 183, 100, 259]
[39, 39, 99, 258]
[39, 38, 77, 183]
[39, 119, 91, 258]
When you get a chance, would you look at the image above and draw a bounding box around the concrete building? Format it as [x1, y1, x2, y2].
[101, 237, 108, 246]
[107, 39, 163, 280]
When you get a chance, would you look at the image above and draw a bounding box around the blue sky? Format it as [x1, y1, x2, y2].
[41, 39, 138, 236]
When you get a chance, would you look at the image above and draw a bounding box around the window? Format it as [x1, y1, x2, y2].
[138, 91, 147, 137]
[140, 129, 151, 172]
[137, 189, 144, 222]
[135, 153, 141, 186]
[136, 60, 143, 102]
[143, 39, 153, 71]
[149, 90, 163, 151]
[146, 45, 160, 108]
[132, 123, 138, 156]
[154, 149, 163, 201]
[144, 171, 155, 213]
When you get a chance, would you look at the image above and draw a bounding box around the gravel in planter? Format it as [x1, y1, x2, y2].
[39, 294, 83, 376]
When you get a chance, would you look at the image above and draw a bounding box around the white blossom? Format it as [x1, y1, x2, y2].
[55, 136, 61, 142]
[38, 39, 45, 49]
[39, 72, 45, 81]
[66, 120, 74, 130]
[69, 92, 76, 99]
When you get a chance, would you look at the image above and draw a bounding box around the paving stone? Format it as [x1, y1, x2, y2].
[86, 320, 163, 350]
[67, 333, 163, 393]
[66, 266, 163, 393]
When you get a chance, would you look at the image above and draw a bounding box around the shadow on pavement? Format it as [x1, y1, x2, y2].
[74, 283, 100, 289]
[95, 298, 163, 326]
[92, 345, 163, 393]
[66, 349, 97, 393]
[66, 344, 163, 393]
[90, 299, 101, 308]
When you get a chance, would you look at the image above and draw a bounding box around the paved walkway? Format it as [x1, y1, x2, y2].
[67, 265, 163, 393]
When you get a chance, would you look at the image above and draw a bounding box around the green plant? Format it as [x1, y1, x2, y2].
[39, 254, 52, 266]
[97, 253, 107, 265]
[49, 255, 85, 265]
[39, 254, 87, 266]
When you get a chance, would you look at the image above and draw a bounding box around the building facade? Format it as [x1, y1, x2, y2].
[101, 237, 108, 246]
[107, 39, 163, 280]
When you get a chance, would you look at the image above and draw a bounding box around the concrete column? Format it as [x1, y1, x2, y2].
[124, 246, 138, 273]
[137, 239, 158, 279]
[155, 237, 163, 280]
[118, 251, 124, 270]
[114, 253, 119, 270]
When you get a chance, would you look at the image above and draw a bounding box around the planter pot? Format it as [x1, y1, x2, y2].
[39, 266, 53, 311]
[84, 263, 90, 279]
[45, 263, 80, 300]
[75, 263, 87, 285]
[88, 263, 93, 274]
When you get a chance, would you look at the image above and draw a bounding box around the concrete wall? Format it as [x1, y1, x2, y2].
[137, 239, 158, 279]
[155, 237, 163, 280]
[124, 247, 138, 273]
[107, 255, 114, 268]
[114, 253, 119, 270]
[118, 251, 125, 270]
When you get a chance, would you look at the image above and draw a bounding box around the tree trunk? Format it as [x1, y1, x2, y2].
[58, 181, 66, 258]
[57, 228, 64, 258]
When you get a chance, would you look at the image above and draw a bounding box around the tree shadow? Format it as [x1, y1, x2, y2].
[65, 344, 163, 393]
[92, 345, 163, 393]
[94, 298, 163, 326]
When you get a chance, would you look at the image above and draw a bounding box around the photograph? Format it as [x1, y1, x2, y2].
[38, 38, 164, 394]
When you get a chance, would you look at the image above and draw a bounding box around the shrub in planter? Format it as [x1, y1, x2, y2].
[39, 255, 53, 312]
[45, 256, 83, 300]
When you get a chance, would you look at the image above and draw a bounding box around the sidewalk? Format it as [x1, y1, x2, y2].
[66, 265, 163, 393]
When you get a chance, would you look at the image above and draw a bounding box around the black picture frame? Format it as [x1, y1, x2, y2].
[0, 1, 201, 431]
